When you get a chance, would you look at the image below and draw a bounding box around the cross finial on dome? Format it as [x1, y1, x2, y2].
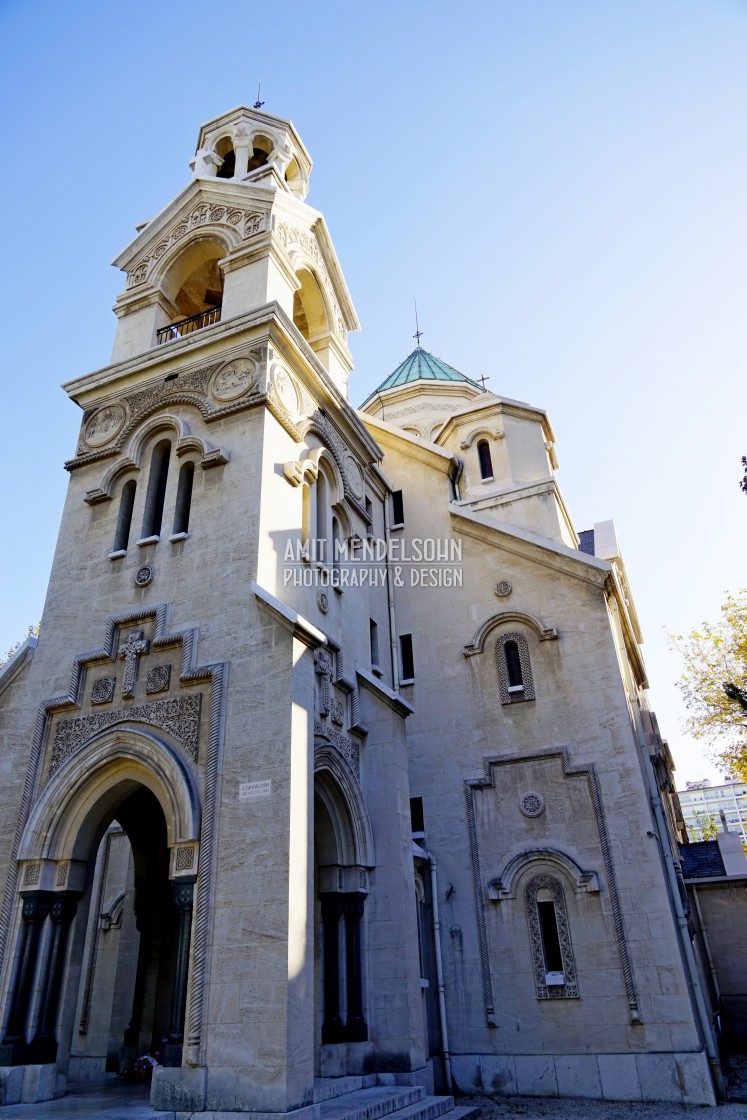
[413, 301, 423, 348]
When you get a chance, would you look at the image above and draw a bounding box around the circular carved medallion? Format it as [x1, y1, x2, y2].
[84, 404, 126, 448]
[146, 664, 170, 694]
[211, 357, 257, 401]
[91, 676, 116, 705]
[317, 592, 329, 614]
[271, 364, 299, 415]
[519, 791, 545, 818]
[344, 453, 365, 500]
[495, 580, 513, 598]
[135, 565, 154, 587]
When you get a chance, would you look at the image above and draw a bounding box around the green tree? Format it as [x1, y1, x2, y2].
[0, 624, 40, 670]
[671, 591, 747, 779]
[687, 810, 720, 842]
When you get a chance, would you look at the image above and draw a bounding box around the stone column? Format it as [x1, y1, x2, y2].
[0, 892, 52, 1064]
[233, 140, 251, 179]
[164, 878, 195, 1065]
[343, 894, 367, 1042]
[28, 892, 80, 1063]
[320, 895, 344, 1043]
[123, 905, 151, 1053]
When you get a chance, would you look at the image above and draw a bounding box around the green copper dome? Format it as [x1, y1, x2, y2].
[360, 348, 485, 407]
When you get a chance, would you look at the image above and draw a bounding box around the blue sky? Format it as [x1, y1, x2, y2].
[1, 0, 745, 785]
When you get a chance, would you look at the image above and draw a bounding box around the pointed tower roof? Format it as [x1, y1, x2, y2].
[360, 347, 484, 406]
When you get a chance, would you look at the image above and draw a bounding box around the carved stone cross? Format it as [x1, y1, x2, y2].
[119, 630, 149, 698]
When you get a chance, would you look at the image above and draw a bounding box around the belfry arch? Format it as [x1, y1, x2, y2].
[1, 728, 200, 1082]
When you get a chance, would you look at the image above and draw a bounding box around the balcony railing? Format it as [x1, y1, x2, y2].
[157, 307, 221, 345]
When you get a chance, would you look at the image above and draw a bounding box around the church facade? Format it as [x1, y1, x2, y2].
[0, 106, 718, 1113]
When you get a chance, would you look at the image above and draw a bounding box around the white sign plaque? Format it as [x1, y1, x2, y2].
[239, 780, 272, 801]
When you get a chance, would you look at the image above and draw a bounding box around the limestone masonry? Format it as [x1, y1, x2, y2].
[0, 106, 719, 1113]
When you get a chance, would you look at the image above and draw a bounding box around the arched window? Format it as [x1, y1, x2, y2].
[477, 439, 493, 480]
[157, 240, 224, 344]
[113, 479, 136, 553]
[215, 136, 236, 179]
[495, 632, 535, 704]
[141, 440, 171, 539]
[172, 461, 195, 536]
[525, 875, 578, 999]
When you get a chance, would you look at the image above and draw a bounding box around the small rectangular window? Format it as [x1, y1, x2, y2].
[391, 490, 404, 527]
[369, 619, 380, 669]
[410, 797, 424, 834]
[365, 497, 374, 540]
[400, 634, 414, 681]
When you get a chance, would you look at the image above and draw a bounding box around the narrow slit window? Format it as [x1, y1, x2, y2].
[113, 479, 136, 552]
[391, 490, 404, 527]
[141, 439, 171, 539]
[505, 641, 523, 689]
[400, 634, 414, 681]
[537, 898, 563, 974]
[477, 440, 493, 480]
[410, 797, 424, 834]
[173, 461, 195, 535]
[369, 619, 379, 669]
[332, 516, 342, 576]
[365, 497, 373, 539]
[316, 473, 328, 564]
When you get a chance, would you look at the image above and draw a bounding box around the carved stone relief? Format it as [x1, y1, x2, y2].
[69, 350, 265, 470]
[314, 721, 360, 780]
[211, 357, 259, 401]
[146, 664, 171, 694]
[91, 677, 116, 706]
[276, 222, 347, 338]
[84, 405, 126, 448]
[126, 203, 266, 289]
[50, 693, 202, 777]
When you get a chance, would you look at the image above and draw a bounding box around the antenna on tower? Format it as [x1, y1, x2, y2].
[413, 301, 423, 348]
[254, 80, 265, 110]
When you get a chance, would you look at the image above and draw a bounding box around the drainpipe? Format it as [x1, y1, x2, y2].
[425, 849, 452, 1093]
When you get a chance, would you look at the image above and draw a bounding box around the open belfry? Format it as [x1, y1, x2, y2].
[0, 106, 719, 1113]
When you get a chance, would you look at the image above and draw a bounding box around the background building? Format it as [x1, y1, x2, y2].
[679, 780, 747, 844]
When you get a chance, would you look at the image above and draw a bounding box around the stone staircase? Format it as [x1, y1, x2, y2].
[314, 1075, 480, 1120]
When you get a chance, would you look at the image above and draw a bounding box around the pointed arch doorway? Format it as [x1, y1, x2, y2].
[314, 745, 374, 1077]
[0, 727, 200, 1091]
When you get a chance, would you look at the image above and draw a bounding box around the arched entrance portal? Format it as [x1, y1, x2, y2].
[314, 746, 374, 1077]
[0, 727, 200, 1089]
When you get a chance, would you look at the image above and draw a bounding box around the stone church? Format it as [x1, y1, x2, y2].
[0, 105, 719, 1113]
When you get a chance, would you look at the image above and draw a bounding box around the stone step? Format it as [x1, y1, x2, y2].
[378, 1093, 456, 1120]
[443, 1105, 481, 1120]
[314, 1076, 368, 1102]
[318, 1084, 425, 1120]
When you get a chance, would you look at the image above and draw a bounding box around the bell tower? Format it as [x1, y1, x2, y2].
[110, 105, 359, 396]
[0, 103, 426, 1117]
